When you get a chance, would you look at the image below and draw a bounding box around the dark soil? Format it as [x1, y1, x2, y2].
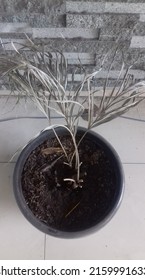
[21, 134, 117, 232]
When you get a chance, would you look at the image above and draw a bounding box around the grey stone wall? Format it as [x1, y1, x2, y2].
[1, 0, 145, 89]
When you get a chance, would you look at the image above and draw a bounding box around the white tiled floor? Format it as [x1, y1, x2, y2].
[0, 96, 145, 259]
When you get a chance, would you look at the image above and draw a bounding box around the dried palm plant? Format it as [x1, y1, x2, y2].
[0, 39, 145, 187]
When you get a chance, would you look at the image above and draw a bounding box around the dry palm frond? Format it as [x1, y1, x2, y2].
[0, 40, 145, 187]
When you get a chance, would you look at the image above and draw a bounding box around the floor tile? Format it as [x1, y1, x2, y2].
[45, 164, 145, 260]
[0, 96, 65, 162]
[0, 163, 45, 260]
[92, 107, 145, 163]
[0, 118, 49, 162]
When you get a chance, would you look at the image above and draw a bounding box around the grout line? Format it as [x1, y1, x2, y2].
[1, 161, 145, 164]
[122, 162, 145, 165]
[1, 89, 145, 97]
[1, 115, 145, 123]
[44, 234, 46, 260]
[0, 161, 16, 164]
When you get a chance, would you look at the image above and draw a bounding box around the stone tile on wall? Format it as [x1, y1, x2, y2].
[66, 14, 138, 29]
[0, 22, 32, 38]
[33, 28, 99, 39]
[105, 2, 145, 13]
[67, 13, 138, 41]
[131, 36, 145, 49]
[0, 38, 103, 53]
[0, 27, 99, 40]
[66, 69, 145, 81]
[66, 1, 145, 14]
[139, 14, 145, 22]
[132, 22, 145, 36]
[0, 0, 65, 15]
[0, 0, 66, 27]
[126, 50, 145, 71]
[66, 0, 145, 2]
[34, 38, 117, 54]
[66, 1, 105, 13]
[96, 48, 145, 71]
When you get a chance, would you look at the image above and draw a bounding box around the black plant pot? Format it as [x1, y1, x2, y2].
[13, 127, 124, 238]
